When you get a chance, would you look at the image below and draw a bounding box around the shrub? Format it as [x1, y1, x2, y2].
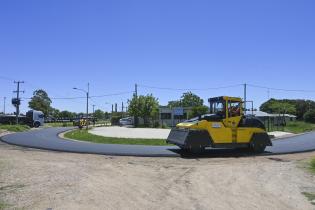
[304, 110, 315, 123]
[311, 158, 315, 171]
[153, 121, 160, 128]
[111, 116, 121, 125]
[161, 123, 169, 129]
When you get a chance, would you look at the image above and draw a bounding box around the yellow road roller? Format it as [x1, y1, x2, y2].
[166, 96, 272, 153]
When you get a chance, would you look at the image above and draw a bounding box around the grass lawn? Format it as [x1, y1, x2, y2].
[283, 121, 315, 134]
[64, 129, 170, 146]
[309, 158, 315, 174]
[302, 192, 315, 204]
[0, 201, 10, 210]
[0, 124, 30, 132]
[301, 158, 315, 205]
[45, 122, 74, 127]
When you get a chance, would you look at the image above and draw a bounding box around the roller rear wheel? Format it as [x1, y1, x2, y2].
[250, 140, 266, 153]
[190, 147, 206, 154]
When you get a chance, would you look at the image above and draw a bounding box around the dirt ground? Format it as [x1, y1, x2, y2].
[1, 140, 315, 210]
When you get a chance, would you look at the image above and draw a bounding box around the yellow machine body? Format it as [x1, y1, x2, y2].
[166, 96, 272, 153]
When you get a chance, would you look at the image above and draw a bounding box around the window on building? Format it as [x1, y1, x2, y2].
[160, 113, 171, 119]
[174, 113, 187, 119]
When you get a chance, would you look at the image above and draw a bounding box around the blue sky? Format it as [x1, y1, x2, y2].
[0, 0, 315, 114]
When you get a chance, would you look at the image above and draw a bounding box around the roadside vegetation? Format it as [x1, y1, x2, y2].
[45, 122, 74, 127]
[0, 124, 30, 132]
[301, 158, 315, 205]
[283, 121, 315, 134]
[64, 129, 169, 146]
[309, 158, 315, 174]
[302, 192, 315, 205]
[260, 98, 315, 121]
[0, 201, 9, 210]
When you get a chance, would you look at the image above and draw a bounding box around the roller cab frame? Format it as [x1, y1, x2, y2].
[166, 96, 272, 153]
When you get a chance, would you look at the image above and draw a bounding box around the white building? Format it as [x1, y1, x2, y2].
[159, 106, 192, 127]
[249, 110, 296, 126]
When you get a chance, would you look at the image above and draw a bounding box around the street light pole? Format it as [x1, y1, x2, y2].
[73, 83, 89, 130]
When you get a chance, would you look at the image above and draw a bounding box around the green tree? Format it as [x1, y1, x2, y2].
[59, 110, 75, 119]
[111, 112, 124, 125]
[181, 92, 204, 107]
[260, 98, 315, 120]
[304, 110, 315, 123]
[28, 89, 52, 116]
[167, 92, 204, 108]
[296, 100, 315, 120]
[269, 101, 296, 115]
[260, 98, 277, 113]
[94, 109, 104, 120]
[51, 108, 60, 119]
[104, 112, 110, 120]
[128, 94, 159, 126]
[188, 105, 209, 118]
[167, 100, 181, 108]
[128, 95, 141, 123]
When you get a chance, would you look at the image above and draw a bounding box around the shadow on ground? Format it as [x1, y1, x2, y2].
[168, 148, 272, 159]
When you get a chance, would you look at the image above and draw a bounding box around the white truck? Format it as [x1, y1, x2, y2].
[26, 110, 45, 127]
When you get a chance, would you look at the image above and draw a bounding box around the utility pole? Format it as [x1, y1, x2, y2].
[92, 104, 95, 117]
[243, 83, 247, 115]
[13, 81, 24, 124]
[135, 83, 138, 127]
[87, 82, 89, 130]
[3, 97, 6, 115]
[135, 83, 138, 98]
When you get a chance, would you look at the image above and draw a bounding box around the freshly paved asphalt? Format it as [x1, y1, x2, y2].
[1, 127, 315, 157]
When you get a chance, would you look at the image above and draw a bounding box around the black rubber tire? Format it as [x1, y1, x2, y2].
[34, 121, 40, 128]
[250, 141, 266, 153]
[190, 147, 206, 154]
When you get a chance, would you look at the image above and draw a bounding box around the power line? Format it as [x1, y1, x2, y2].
[89, 98, 111, 111]
[90, 91, 134, 98]
[247, 84, 315, 93]
[0, 76, 14, 81]
[138, 84, 243, 91]
[21, 96, 86, 100]
[21, 91, 134, 100]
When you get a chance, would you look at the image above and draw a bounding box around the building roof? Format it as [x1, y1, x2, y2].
[249, 111, 272, 117]
[248, 111, 296, 118]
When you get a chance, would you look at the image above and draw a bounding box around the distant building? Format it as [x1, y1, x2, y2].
[248, 110, 296, 126]
[159, 106, 192, 127]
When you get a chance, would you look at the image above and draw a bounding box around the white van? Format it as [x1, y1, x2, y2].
[119, 117, 134, 126]
[26, 110, 45, 127]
